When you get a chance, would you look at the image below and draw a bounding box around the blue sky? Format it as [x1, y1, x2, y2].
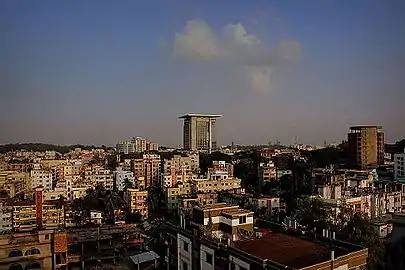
[1, 0, 404, 146]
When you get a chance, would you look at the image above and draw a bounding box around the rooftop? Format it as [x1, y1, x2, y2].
[234, 230, 336, 269]
[196, 203, 238, 211]
[349, 125, 382, 130]
[179, 113, 222, 119]
[221, 208, 253, 216]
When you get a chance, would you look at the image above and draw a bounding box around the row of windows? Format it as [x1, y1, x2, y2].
[181, 241, 247, 270]
[9, 248, 40, 257]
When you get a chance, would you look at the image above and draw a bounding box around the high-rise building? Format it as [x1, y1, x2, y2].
[348, 126, 385, 169]
[179, 113, 222, 153]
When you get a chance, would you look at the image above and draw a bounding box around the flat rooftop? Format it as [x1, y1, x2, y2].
[179, 113, 222, 119]
[221, 208, 253, 216]
[234, 231, 338, 269]
[349, 125, 382, 130]
[196, 203, 238, 211]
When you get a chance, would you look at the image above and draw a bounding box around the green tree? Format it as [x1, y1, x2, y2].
[293, 196, 329, 231]
[55, 195, 67, 228]
[341, 213, 385, 270]
[123, 178, 134, 191]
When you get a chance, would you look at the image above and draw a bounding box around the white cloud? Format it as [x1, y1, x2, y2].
[246, 66, 273, 93]
[173, 20, 219, 60]
[171, 20, 300, 93]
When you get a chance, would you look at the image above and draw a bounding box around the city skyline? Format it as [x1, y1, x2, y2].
[2, 1, 405, 146]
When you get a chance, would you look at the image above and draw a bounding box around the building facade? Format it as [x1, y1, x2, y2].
[116, 137, 158, 154]
[348, 126, 385, 169]
[179, 114, 221, 153]
[125, 188, 149, 218]
[30, 170, 53, 190]
[0, 230, 53, 270]
[394, 149, 405, 179]
[114, 169, 136, 191]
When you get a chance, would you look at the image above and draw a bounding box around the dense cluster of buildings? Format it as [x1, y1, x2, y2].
[1, 116, 405, 270]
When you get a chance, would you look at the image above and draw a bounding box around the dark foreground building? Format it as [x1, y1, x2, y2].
[155, 221, 368, 270]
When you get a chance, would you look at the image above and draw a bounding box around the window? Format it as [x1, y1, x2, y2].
[8, 249, 23, 257]
[240, 267, 247, 270]
[25, 248, 41, 256]
[205, 252, 213, 265]
[183, 241, 189, 252]
[239, 216, 247, 224]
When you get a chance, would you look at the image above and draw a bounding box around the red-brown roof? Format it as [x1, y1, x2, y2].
[234, 231, 333, 269]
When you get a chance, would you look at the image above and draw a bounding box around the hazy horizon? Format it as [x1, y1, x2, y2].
[2, 1, 405, 147]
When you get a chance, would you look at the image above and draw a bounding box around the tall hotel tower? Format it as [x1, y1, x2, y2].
[179, 113, 222, 153]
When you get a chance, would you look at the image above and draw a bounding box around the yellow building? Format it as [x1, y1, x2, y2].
[40, 159, 67, 170]
[194, 177, 241, 192]
[165, 182, 193, 210]
[125, 188, 149, 218]
[0, 230, 53, 270]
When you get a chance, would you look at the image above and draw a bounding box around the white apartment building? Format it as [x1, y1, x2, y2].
[30, 169, 53, 190]
[114, 168, 136, 191]
[394, 149, 405, 179]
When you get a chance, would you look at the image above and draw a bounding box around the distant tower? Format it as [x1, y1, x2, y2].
[179, 113, 222, 153]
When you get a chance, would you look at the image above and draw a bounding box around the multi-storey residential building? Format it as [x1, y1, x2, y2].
[84, 166, 113, 190]
[0, 171, 17, 189]
[0, 230, 53, 270]
[114, 168, 136, 191]
[178, 193, 218, 210]
[30, 170, 53, 190]
[258, 161, 276, 184]
[8, 188, 71, 232]
[116, 137, 158, 154]
[131, 154, 160, 188]
[370, 191, 402, 218]
[8, 163, 29, 173]
[194, 177, 242, 193]
[322, 189, 402, 220]
[179, 113, 221, 153]
[166, 182, 193, 210]
[348, 125, 385, 169]
[165, 172, 243, 211]
[208, 160, 233, 177]
[162, 154, 200, 186]
[345, 169, 375, 188]
[191, 203, 254, 241]
[0, 171, 30, 197]
[394, 149, 405, 179]
[53, 163, 83, 182]
[124, 188, 148, 218]
[43, 188, 67, 201]
[220, 193, 283, 220]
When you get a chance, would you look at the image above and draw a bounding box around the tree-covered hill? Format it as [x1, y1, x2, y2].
[0, 143, 108, 154]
